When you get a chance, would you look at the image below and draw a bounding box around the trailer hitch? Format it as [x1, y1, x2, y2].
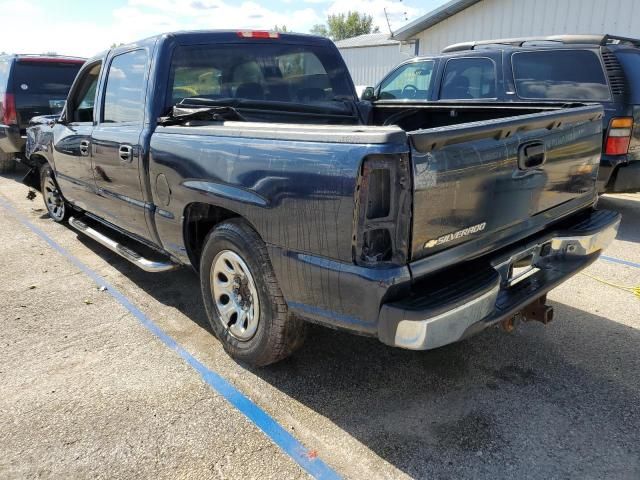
[501, 294, 554, 332]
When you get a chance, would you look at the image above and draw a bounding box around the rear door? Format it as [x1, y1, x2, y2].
[12, 58, 83, 131]
[408, 105, 603, 261]
[91, 49, 151, 239]
[51, 61, 101, 210]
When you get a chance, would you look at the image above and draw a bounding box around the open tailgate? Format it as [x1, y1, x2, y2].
[409, 104, 604, 262]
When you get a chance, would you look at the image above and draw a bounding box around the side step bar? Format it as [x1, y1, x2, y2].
[68, 216, 179, 273]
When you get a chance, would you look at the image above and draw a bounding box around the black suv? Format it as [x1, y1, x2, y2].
[0, 54, 84, 172]
[366, 34, 640, 193]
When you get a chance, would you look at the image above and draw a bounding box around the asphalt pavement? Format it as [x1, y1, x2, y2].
[0, 170, 638, 479]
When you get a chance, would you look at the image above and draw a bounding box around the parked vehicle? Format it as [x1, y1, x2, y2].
[0, 54, 84, 173]
[26, 30, 619, 366]
[363, 34, 640, 193]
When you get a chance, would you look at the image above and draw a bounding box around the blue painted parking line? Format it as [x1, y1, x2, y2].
[600, 255, 640, 270]
[0, 195, 341, 480]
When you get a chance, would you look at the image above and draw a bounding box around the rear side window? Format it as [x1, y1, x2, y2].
[167, 43, 354, 107]
[440, 58, 496, 100]
[103, 50, 148, 123]
[614, 50, 640, 103]
[12, 62, 81, 96]
[512, 50, 610, 101]
[378, 60, 435, 100]
[0, 59, 10, 93]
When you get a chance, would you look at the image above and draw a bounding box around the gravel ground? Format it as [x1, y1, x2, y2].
[0, 170, 638, 479]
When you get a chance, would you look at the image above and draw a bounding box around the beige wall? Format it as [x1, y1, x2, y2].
[411, 0, 640, 55]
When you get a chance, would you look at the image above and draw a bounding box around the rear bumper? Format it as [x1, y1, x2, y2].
[377, 209, 620, 350]
[0, 124, 25, 154]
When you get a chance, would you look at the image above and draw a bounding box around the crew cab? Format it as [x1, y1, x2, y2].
[0, 54, 84, 172]
[26, 30, 620, 366]
[364, 34, 640, 193]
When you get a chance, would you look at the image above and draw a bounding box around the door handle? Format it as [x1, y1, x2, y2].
[119, 144, 133, 163]
[518, 141, 546, 170]
[79, 140, 90, 156]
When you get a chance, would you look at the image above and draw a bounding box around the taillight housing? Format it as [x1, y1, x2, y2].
[1, 93, 17, 126]
[604, 117, 633, 155]
[353, 155, 411, 266]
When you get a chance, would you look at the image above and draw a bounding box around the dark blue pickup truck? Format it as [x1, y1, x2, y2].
[26, 30, 620, 366]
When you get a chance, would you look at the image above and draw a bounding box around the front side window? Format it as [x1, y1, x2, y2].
[103, 50, 148, 123]
[70, 63, 101, 123]
[167, 43, 354, 108]
[378, 61, 435, 100]
[512, 50, 610, 101]
[440, 57, 496, 100]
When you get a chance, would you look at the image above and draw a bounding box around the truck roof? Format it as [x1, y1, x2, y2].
[110, 29, 334, 56]
[0, 53, 86, 63]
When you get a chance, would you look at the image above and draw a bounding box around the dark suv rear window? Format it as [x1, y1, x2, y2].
[512, 50, 610, 101]
[12, 62, 82, 96]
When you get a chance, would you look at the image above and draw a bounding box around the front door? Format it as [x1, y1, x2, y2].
[52, 62, 102, 210]
[91, 49, 150, 240]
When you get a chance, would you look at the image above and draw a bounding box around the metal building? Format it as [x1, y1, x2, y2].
[394, 0, 640, 55]
[335, 33, 416, 87]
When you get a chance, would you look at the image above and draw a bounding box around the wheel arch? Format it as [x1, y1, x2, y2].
[182, 201, 262, 271]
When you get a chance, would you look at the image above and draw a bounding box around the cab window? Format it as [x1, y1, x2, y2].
[69, 62, 101, 123]
[378, 61, 435, 100]
[440, 57, 496, 100]
[102, 49, 148, 123]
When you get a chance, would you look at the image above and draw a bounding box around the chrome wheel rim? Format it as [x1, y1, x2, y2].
[43, 175, 65, 221]
[211, 250, 260, 341]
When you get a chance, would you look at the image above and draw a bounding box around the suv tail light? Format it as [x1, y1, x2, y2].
[604, 117, 633, 155]
[1, 93, 17, 126]
[353, 155, 411, 266]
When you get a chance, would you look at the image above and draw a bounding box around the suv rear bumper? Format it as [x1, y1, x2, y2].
[378, 209, 620, 350]
[609, 160, 640, 193]
[0, 124, 25, 154]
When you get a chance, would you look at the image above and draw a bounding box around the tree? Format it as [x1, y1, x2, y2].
[310, 11, 380, 41]
[273, 25, 288, 32]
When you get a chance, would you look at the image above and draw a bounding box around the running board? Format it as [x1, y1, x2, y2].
[68, 216, 179, 273]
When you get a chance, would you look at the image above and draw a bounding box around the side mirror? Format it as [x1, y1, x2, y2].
[360, 86, 375, 101]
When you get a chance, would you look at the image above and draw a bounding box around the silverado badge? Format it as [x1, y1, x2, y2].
[424, 222, 487, 249]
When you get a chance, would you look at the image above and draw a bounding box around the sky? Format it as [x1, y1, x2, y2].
[0, 0, 448, 57]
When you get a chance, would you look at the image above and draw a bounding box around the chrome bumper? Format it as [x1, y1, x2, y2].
[378, 210, 621, 350]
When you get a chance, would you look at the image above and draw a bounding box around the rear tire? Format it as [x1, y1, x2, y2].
[200, 218, 306, 366]
[0, 152, 17, 174]
[40, 164, 70, 222]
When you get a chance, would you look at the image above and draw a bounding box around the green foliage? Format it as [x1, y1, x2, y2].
[311, 11, 380, 41]
[273, 25, 288, 32]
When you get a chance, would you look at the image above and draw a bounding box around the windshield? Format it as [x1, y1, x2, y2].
[378, 60, 435, 100]
[13, 62, 82, 96]
[167, 43, 355, 109]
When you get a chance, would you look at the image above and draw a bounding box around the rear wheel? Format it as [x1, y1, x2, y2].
[0, 152, 16, 174]
[200, 218, 306, 366]
[40, 164, 69, 222]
